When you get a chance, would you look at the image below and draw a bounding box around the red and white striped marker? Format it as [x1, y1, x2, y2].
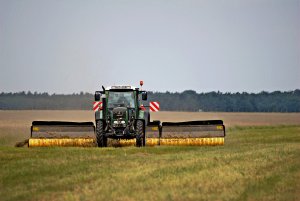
[150, 102, 160, 112]
[93, 101, 102, 111]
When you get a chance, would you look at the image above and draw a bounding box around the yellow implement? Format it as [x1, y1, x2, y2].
[29, 138, 96, 147]
[29, 121, 96, 147]
[27, 120, 225, 147]
[115, 137, 224, 146]
[159, 137, 224, 146]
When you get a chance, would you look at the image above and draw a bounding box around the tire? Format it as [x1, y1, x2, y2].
[96, 120, 107, 147]
[136, 120, 145, 147]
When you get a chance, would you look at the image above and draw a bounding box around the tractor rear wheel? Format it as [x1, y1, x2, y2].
[136, 120, 145, 147]
[96, 120, 107, 147]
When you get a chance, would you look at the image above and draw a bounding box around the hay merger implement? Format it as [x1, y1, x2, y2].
[28, 81, 225, 147]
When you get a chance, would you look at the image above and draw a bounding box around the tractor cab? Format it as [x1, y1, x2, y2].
[107, 91, 135, 109]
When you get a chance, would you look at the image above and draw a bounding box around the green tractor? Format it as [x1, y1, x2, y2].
[94, 85, 149, 147]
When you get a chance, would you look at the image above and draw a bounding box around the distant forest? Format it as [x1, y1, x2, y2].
[1, 90, 300, 112]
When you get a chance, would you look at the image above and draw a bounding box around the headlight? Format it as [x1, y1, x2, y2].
[113, 120, 126, 127]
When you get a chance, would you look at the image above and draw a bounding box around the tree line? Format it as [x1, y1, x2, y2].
[147, 90, 300, 112]
[0, 90, 300, 112]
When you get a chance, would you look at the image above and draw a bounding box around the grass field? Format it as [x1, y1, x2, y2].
[0, 111, 300, 201]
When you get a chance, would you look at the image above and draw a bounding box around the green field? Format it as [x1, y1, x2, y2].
[1, 125, 299, 201]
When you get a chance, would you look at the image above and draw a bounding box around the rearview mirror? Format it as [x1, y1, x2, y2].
[142, 92, 147, 101]
[95, 91, 101, 101]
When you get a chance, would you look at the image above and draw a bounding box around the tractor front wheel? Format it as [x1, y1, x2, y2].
[136, 120, 145, 147]
[96, 120, 107, 147]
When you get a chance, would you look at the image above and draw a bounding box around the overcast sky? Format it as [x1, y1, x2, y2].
[0, 0, 299, 94]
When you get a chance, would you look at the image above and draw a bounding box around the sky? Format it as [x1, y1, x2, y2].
[0, 0, 299, 94]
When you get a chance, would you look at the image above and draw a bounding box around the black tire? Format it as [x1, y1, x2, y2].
[96, 120, 107, 147]
[136, 120, 145, 147]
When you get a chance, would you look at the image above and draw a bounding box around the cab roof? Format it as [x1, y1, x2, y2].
[106, 85, 138, 91]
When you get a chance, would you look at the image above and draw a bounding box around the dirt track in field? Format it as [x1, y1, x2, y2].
[0, 110, 299, 128]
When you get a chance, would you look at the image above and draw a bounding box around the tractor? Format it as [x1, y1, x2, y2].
[94, 84, 149, 147]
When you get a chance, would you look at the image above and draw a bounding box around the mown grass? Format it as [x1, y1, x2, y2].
[0, 126, 299, 201]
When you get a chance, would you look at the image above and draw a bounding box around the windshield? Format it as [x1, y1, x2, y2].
[107, 91, 135, 108]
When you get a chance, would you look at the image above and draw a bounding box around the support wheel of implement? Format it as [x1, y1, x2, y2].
[96, 120, 107, 147]
[136, 120, 145, 147]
